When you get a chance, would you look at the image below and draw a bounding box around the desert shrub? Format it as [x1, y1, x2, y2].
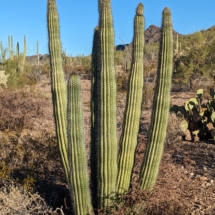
[142, 82, 155, 109]
[5, 58, 37, 89]
[0, 162, 11, 180]
[0, 90, 46, 131]
[165, 113, 184, 146]
[0, 179, 64, 215]
[116, 65, 129, 93]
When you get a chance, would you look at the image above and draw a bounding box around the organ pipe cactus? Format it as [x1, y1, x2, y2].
[95, 0, 118, 208]
[67, 75, 93, 215]
[47, 1, 93, 214]
[47, 0, 173, 214]
[140, 7, 173, 190]
[117, 3, 144, 193]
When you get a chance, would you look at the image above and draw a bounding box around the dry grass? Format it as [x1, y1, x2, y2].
[0, 179, 64, 215]
[1, 79, 215, 214]
[0, 89, 47, 131]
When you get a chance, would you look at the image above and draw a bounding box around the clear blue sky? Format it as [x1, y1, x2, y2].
[0, 1, 214, 56]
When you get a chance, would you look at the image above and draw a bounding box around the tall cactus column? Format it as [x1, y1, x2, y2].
[47, 0, 68, 179]
[140, 7, 173, 190]
[91, 26, 101, 208]
[48, 1, 93, 214]
[96, 0, 117, 208]
[67, 75, 93, 215]
[117, 3, 144, 193]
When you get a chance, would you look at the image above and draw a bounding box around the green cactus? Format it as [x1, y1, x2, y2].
[90, 26, 100, 208]
[47, 1, 93, 214]
[117, 3, 144, 193]
[10, 36, 14, 60]
[8, 36, 11, 59]
[47, 0, 68, 179]
[67, 74, 93, 215]
[95, 0, 118, 208]
[0, 42, 6, 64]
[20, 35, 26, 73]
[16, 42, 19, 58]
[47, 0, 174, 213]
[139, 7, 173, 190]
[37, 41, 40, 65]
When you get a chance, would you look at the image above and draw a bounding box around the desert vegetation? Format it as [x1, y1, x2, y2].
[0, 0, 215, 214]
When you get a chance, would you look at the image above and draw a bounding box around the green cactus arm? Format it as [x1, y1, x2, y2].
[8, 36, 11, 59]
[90, 26, 101, 208]
[140, 7, 173, 190]
[16, 42, 19, 58]
[67, 74, 94, 215]
[47, 0, 68, 178]
[117, 3, 144, 194]
[96, 0, 117, 208]
[10, 36, 14, 60]
[20, 35, 27, 73]
[37, 41, 40, 65]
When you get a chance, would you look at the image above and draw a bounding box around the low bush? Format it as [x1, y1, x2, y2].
[0, 90, 46, 131]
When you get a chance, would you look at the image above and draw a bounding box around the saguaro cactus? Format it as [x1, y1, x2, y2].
[20, 35, 26, 73]
[37, 41, 40, 65]
[16, 42, 19, 58]
[140, 7, 173, 190]
[117, 3, 144, 193]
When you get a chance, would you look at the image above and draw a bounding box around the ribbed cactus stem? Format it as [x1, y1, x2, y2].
[97, 0, 117, 208]
[117, 3, 144, 193]
[67, 74, 93, 215]
[37, 41, 40, 65]
[10, 36, 14, 60]
[47, 0, 68, 179]
[20, 35, 26, 73]
[91, 26, 100, 208]
[8, 36, 11, 59]
[140, 7, 173, 190]
[16, 42, 19, 59]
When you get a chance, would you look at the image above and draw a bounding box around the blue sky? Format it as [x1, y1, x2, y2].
[0, 1, 215, 56]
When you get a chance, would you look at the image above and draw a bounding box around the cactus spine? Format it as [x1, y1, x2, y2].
[117, 3, 144, 193]
[140, 7, 173, 190]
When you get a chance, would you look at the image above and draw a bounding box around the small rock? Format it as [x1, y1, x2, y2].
[190, 172, 194, 177]
[200, 176, 208, 182]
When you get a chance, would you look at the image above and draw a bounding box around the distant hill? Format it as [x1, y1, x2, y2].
[116, 24, 181, 51]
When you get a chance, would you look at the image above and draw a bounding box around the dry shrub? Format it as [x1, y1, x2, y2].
[97, 189, 150, 215]
[0, 89, 47, 131]
[0, 179, 64, 215]
[165, 113, 184, 146]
